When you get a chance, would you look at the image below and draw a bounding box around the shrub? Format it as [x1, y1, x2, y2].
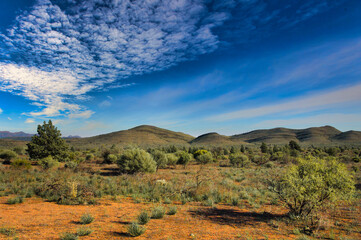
[26, 120, 69, 161]
[12, 147, 24, 155]
[65, 161, 78, 170]
[80, 213, 94, 224]
[176, 151, 192, 168]
[195, 150, 213, 164]
[85, 153, 94, 161]
[270, 157, 355, 218]
[127, 222, 145, 237]
[107, 154, 118, 164]
[151, 206, 165, 219]
[167, 206, 177, 215]
[7, 196, 23, 204]
[165, 153, 178, 166]
[117, 149, 156, 174]
[137, 211, 150, 225]
[76, 227, 93, 236]
[229, 153, 249, 167]
[39, 156, 59, 170]
[60, 232, 78, 240]
[151, 150, 168, 169]
[0, 150, 17, 164]
[11, 158, 31, 169]
[0, 227, 16, 237]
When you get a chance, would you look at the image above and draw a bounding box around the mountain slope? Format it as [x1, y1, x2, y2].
[0, 131, 33, 139]
[190, 132, 244, 145]
[68, 125, 194, 147]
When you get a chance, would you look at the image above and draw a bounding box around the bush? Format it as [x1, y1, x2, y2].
[151, 150, 168, 169]
[127, 222, 145, 237]
[39, 156, 59, 170]
[194, 150, 213, 164]
[12, 147, 24, 155]
[7, 196, 23, 204]
[151, 206, 165, 219]
[85, 153, 94, 161]
[137, 211, 150, 225]
[11, 158, 31, 169]
[76, 227, 93, 236]
[176, 151, 192, 168]
[167, 206, 177, 215]
[60, 232, 78, 240]
[0, 150, 17, 164]
[117, 149, 156, 174]
[270, 157, 355, 218]
[165, 153, 178, 166]
[80, 213, 94, 224]
[229, 153, 249, 167]
[0, 227, 16, 237]
[65, 161, 78, 170]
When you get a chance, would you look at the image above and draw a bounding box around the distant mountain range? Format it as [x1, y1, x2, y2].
[2, 125, 361, 147]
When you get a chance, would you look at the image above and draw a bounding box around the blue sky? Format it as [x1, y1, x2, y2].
[0, 0, 361, 137]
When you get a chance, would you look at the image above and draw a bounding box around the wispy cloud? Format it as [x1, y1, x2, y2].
[209, 83, 361, 121]
[25, 118, 35, 123]
[7, 117, 11, 120]
[0, 108, 2, 114]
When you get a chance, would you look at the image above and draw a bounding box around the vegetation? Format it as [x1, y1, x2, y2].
[151, 206, 165, 219]
[117, 148, 157, 173]
[26, 120, 69, 161]
[127, 222, 145, 237]
[80, 213, 94, 224]
[76, 227, 93, 236]
[137, 211, 150, 225]
[0, 150, 17, 164]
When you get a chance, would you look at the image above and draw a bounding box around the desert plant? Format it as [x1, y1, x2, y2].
[0, 227, 16, 237]
[151, 206, 165, 219]
[6, 196, 23, 204]
[167, 206, 177, 215]
[76, 227, 93, 236]
[60, 232, 78, 240]
[151, 149, 168, 169]
[10, 158, 31, 169]
[229, 153, 249, 167]
[176, 151, 192, 168]
[270, 157, 355, 218]
[117, 148, 156, 174]
[195, 150, 213, 164]
[0, 150, 17, 164]
[165, 153, 178, 166]
[80, 213, 94, 224]
[137, 211, 150, 225]
[39, 156, 59, 170]
[127, 222, 145, 237]
[26, 120, 69, 161]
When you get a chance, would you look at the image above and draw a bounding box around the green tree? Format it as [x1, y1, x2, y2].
[26, 120, 69, 161]
[289, 140, 301, 151]
[270, 157, 355, 218]
[260, 142, 268, 153]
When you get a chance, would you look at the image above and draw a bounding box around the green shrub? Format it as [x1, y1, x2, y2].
[39, 156, 59, 170]
[76, 227, 93, 236]
[229, 153, 249, 167]
[167, 206, 177, 215]
[165, 153, 178, 166]
[117, 149, 156, 174]
[60, 232, 78, 240]
[80, 213, 94, 224]
[65, 161, 78, 170]
[151, 206, 165, 219]
[7, 196, 23, 204]
[85, 153, 94, 161]
[127, 222, 145, 237]
[12, 147, 24, 155]
[176, 151, 192, 168]
[11, 158, 31, 169]
[0, 227, 16, 237]
[151, 150, 168, 169]
[0, 150, 17, 164]
[195, 151, 213, 164]
[270, 157, 355, 218]
[137, 211, 150, 225]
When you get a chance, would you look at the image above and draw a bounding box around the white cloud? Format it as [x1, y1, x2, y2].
[7, 117, 12, 120]
[0, 108, 2, 114]
[209, 83, 361, 121]
[25, 118, 35, 123]
[98, 100, 111, 108]
[68, 110, 94, 119]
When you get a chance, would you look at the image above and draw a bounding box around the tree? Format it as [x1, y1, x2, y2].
[270, 157, 355, 218]
[26, 120, 69, 161]
[289, 140, 301, 151]
[117, 148, 156, 174]
[260, 142, 268, 153]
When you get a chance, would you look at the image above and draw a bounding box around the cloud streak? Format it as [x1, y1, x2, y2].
[209, 83, 361, 121]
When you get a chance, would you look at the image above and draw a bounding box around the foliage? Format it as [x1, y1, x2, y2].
[270, 157, 355, 218]
[165, 153, 178, 166]
[229, 153, 250, 167]
[289, 140, 301, 151]
[151, 206, 165, 219]
[167, 206, 178, 215]
[128, 222, 145, 237]
[194, 150, 213, 164]
[7, 196, 24, 204]
[60, 232, 78, 240]
[39, 156, 59, 170]
[137, 211, 150, 225]
[260, 142, 268, 153]
[0, 150, 17, 164]
[80, 213, 94, 224]
[26, 120, 69, 161]
[76, 227, 93, 236]
[11, 158, 31, 169]
[151, 149, 168, 169]
[117, 148, 156, 173]
[176, 151, 192, 168]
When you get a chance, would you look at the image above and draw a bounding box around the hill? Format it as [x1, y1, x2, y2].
[68, 125, 194, 147]
[231, 126, 361, 144]
[190, 132, 246, 145]
[0, 131, 33, 139]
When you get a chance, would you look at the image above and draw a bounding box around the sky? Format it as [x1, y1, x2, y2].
[0, 0, 361, 137]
